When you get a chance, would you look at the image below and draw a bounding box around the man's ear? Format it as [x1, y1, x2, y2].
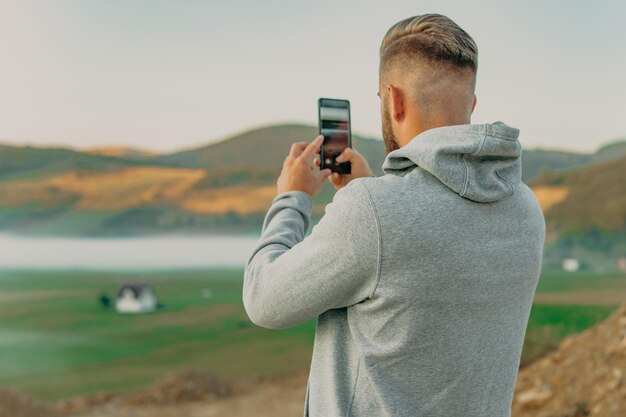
[471, 94, 477, 114]
[388, 84, 405, 123]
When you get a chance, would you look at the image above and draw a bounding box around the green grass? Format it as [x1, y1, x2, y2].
[520, 304, 616, 366]
[0, 268, 316, 400]
[534, 269, 626, 293]
[527, 304, 617, 333]
[0, 267, 621, 400]
[517, 268, 622, 366]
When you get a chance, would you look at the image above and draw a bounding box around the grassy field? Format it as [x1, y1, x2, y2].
[0, 268, 315, 401]
[519, 268, 624, 365]
[0, 267, 623, 401]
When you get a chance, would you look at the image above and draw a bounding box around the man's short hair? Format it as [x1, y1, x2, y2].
[380, 14, 478, 79]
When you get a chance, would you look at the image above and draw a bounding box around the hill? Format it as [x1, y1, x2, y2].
[521, 149, 592, 182]
[521, 138, 626, 182]
[0, 125, 387, 235]
[153, 125, 626, 184]
[3, 126, 624, 187]
[530, 155, 626, 236]
[152, 124, 386, 187]
[594, 138, 626, 162]
[84, 146, 160, 159]
[153, 124, 384, 173]
[0, 126, 624, 237]
[0, 144, 156, 180]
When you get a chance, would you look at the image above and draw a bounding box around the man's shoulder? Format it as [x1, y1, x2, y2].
[347, 171, 429, 201]
[325, 176, 397, 226]
[336, 175, 393, 205]
[319, 178, 380, 235]
[332, 177, 375, 208]
[349, 173, 404, 193]
[333, 174, 418, 220]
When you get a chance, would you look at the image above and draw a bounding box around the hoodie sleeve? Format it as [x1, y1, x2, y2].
[242, 179, 380, 329]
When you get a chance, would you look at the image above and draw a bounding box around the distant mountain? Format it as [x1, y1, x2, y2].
[154, 124, 381, 170]
[521, 138, 626, 182]
[530, 154, 626, 236]
[0, 125, 624, 239]
[155, 125, 626, 185]
[3, 127, 624, 184]
[84, 146, 160, 159]
[594, 139, 626, 162]
[0, 144, 158, 180]
[152, 124, 386, 185]
[521, 149, 592, 182]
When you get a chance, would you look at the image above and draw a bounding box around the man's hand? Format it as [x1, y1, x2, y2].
[276, 135, 332, 197]
[314, 147, 374, 191]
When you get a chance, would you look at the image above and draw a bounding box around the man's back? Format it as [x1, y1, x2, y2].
[305, 123, 545, 416]
[244, 122, 545, 417]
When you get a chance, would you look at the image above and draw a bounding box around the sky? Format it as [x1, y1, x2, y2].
[0, 0, 624, 154]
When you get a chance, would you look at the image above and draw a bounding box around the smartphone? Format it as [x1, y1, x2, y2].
[318, 98, 352, 174]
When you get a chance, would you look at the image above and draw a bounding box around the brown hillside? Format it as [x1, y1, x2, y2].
[0, 167, 279, 215]
[512, 302, 626, 417]
[84, 146, 159, 158]
[529, 155, 626, 235]
[181, 185, 276, 215]
[530, 185, 569, 213]
[1, 130, 624, 236]
[0, 167, 205, 210]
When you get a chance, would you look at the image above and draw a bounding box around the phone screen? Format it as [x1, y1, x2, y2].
[318, 98, 351, 174]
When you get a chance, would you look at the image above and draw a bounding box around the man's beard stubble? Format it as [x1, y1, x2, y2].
[381, 102, 400, 154]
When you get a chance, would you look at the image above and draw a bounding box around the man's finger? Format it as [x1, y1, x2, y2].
[289, 141, 310, 158]
[299, 135, 324, 161]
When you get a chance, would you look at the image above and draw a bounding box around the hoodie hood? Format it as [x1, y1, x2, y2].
[381, 121, 522, 203]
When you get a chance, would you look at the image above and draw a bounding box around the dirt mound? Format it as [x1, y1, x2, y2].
[233, 367, 309, 391]
[54, 369, 235, 415]
[55, 391, 118, 415]
[0, 387, 60, 417]
[513, 302, 626, 417]
[122, 369, 233, 406]
[64, 369, 309, 417]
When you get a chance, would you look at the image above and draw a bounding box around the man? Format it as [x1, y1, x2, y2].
[243, 13, 545, 417]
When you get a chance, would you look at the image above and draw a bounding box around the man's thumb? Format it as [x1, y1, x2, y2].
[328, 172, 342, 187]
[317, 168, 332, 182]
[335, 148, 352, 162]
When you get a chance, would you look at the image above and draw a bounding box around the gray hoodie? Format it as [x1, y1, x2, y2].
[243, 121, 546, 417]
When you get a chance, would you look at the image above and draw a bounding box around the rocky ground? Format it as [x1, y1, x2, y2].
[2, 303, 625, 417]
[0, 369, 309, 417]
[0, 388, 62, 417]
[512, 302, 626, 417]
